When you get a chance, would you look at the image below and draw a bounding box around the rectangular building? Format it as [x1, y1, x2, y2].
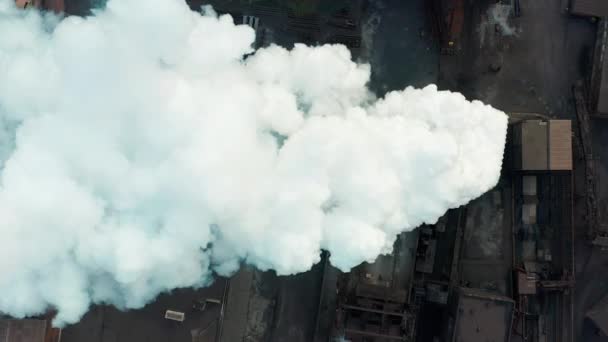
[444, 288, 515, 342]
[0, 319, 47, 342]
[512, 120, 572, 171]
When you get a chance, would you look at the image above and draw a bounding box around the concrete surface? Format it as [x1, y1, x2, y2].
[362, 0, 439, 95]
[440, 0, 595, 117]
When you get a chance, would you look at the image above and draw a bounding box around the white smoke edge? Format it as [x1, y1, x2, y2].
[0, 0, 508, 326]
[488, 3, 517, 36]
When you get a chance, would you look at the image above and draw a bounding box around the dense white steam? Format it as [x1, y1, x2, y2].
[0, 0, 507, 325]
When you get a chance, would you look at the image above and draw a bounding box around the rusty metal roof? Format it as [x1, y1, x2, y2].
[549, 120, 573, 170]
[0, 319, 47, 342]
[571, 0, 608, 17]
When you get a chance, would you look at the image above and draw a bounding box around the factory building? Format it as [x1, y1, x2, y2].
[511, 118, 575, 341]
[331, 233, 419, 341]
[443, 287, 515, 342]
[0, 318, 61, 342]
[511, 120, 573, 172]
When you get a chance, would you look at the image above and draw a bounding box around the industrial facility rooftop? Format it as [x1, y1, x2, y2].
[449, 288, 515, 342]
[0, 319, 47, 342]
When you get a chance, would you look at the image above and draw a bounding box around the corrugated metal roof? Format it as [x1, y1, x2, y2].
[0, 320, 46, 342]
[571, 0, 608, 17]
[513, 120, 572, 171]
[549, 120, 572, 170]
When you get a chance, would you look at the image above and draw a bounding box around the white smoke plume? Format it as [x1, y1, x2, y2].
[0, 0, 508, 325]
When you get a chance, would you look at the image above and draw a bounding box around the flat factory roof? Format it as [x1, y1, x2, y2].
[549, 120, 573, 170]
[452, 288, 515, 342]
[513, 120, 572, 171]
[0, 319, 47, 342]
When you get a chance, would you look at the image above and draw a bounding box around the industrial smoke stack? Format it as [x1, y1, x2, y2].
[0, 0, 508, 325]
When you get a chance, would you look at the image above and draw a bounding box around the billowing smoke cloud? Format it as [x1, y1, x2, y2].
[0, 0, 507, 325]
